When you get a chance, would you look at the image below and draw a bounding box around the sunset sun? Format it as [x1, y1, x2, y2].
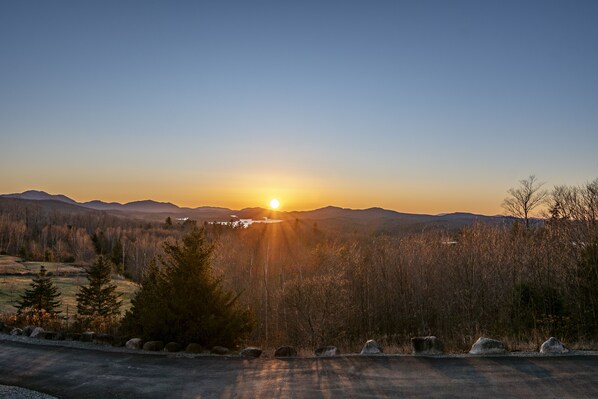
[269, 198, 280, 209]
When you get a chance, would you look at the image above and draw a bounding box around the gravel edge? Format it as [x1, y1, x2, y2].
[0, 384, 58, 399]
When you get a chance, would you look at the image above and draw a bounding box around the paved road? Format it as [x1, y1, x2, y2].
[1, 340, 597, 399]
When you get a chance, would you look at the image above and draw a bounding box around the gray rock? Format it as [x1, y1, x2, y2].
[126, 338, 143, 350]
[275, 346, 297, 357]
[411, 336, 444, 355]
[240, 347, 262, 358]
[360, 339, 383, 355]
[10, 328, 23, 336]
[164, 342, 183, 352]
[30, 327, 45, 338]
[143, 341, 164, 351]
[469, 337, 507, 355]
[211, 346, 230, 355]
[80, 332, 95, 342]
[185, 343, 203, 353]
[315, 346, 340, 357]
[540, 337, 569, 354]
[93, 333, 113, 345]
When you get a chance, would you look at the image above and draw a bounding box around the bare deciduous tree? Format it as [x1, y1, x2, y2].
[502, 175, 548, 228]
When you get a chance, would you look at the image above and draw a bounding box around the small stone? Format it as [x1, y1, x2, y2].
[360, 339, 383, 355]
[143, 341, 164, 351]
[540, 337, 569, 354]
[275, 346, 297, 357]
[411, 336, 444, 355]
[125, 338, 143, 350]
[211, 346, 230, 355]
[240, 347, 262, 358]
[164, 342, 183, 352]
[469, 337, 507, 355]
[315, 346, 340, 357]
[185, 343, 203, 353]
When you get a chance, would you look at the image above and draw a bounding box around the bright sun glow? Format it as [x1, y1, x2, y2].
[270, 198, 280, 209]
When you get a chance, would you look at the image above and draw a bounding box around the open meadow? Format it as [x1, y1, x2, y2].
[0, 255, 138, 314]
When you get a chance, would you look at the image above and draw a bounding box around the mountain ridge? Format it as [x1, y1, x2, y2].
[0, 189, 494, 217]
[0, 190, 511, 234]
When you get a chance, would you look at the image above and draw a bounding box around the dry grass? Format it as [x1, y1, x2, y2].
[0, 255, 83, 275]
[0, 255, 137, 314]
[0, 275, 138, 314]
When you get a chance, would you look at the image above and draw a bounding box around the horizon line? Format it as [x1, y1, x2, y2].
[0, 189, 508, 218]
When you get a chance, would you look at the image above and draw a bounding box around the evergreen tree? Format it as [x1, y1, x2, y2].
[76, 255, 122, 317]
[121, 227, 252, 347]
[17, 266, 62, 316]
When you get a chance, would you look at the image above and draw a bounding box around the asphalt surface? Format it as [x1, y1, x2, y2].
[1, 340, 597, 399]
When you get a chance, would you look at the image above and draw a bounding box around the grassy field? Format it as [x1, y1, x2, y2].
[0, 255, 84, 275]
[0, 256, 138, 314]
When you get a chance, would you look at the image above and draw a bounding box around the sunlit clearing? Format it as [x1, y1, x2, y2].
[270, 198, 280, 209]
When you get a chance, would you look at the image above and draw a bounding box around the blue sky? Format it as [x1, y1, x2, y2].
[1, 0, 597, 213]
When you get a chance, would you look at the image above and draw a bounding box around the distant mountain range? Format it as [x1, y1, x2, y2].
[0, 190, 512, 234]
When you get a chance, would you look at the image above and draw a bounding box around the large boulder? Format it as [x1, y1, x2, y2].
[30, 327, 45, 338]
[360, 339, 383, 355]
[126, 338, 143, 350]
[143, 341, 164, 351]
[211, 346, 230, 355]
[540, 337, 569, 354]
[240, 347, 262, 358]
[315, 346, 340, 357]
[275, 346, 297, 357]
[411, 336, 444, 355]
[185, 343, 203, 353]
[164, 342, 183, 352]
[469, 337, 507, 355]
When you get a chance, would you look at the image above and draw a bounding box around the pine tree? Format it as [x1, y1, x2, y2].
[76, 255, 122, 317]
[17, 265, 62, 316]
[121, 227, 253, 347]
